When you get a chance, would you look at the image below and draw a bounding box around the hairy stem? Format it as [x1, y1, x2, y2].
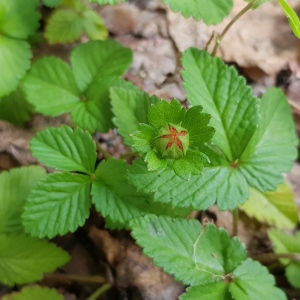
[87, 283, 111, 300]
[232, 208, 239, 236]
[211, 0, 257, 57]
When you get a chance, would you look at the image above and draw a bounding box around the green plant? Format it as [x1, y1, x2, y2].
[0, 0, 299, 299]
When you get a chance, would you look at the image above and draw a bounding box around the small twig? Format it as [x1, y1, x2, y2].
[211, 0, 257, 57]
[87, 283, 111, 300]
[44, 273, 107, 285]
[232, 208, 239, 236]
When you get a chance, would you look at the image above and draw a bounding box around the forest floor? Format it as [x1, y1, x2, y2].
[1, 0, 300, 299]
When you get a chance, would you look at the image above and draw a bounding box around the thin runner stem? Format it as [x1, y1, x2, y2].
[87, 283, 112, 300]
[232, 208, 239, 236]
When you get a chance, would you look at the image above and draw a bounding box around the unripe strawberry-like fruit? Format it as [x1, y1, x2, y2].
[153, 123, 189, 159]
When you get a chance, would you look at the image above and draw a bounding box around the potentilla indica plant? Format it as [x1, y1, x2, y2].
[0, 0, 300, 299]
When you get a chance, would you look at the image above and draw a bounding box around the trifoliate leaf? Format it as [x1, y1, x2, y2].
[0, 37, 31, 97]
[71, 40, 132, 91]
[0, 234, 70, 286]
[91, 159, 150, 229]
[71, 77, 134, 132]
[0, 88, 34, 126]
[130, 215, 246, 286]
[30, 125, 97, 174]
[2, 286, 63, 300]
[22, 173, 92, 238]
[111, 87, 159, 146]
[128, 159, 249, 210]
[82, 10, 108, 40]
[0, 0, 40, 39]
[23, 57, 81, 116]
[161, 0, 233, 25]
[43, 0, 62, 7]
[181, 48, 259, 162]
[89, 0, 127, 4]
[240, 88, 298, 191]
[45, 9, 84, 44]
[229, 258, 287, 300]
[240, 182, 298, 229]
[0, 166, 46, 234]
[278, 0, 300, 39]
[180, 282, 230, 300]
[2, 286, 64, 300]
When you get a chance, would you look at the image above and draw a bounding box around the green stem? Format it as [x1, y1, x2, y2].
[120, 151, 139, 159]
[252, 252, 300, 263]
[44, 273, 107, 285]
[96, 140, 111, 159]
[232, 208, 239, 236]
[87, 283, 111, 300]
[211, 0, 257, 57]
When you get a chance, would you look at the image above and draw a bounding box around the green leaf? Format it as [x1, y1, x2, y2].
[30, 125, 97, 174]
[45, 9, 84, 44]
[130, 215, 246, 286]
[0, 234, 69, 286]
[229, 258, 287, 300]
[161, 0, 233, 25]
[2, 286, 63, 300]
[22, 173, 92, 238]
[0, 166, 46, 234]
[240, 182, 298, 229]
[0, 88, 34, 126]
[239, 88, 298, 191]
[278, 0, 300, 39]
[82, 10, 108, 40]
[43, 0, 63, 7]
[92, 159, 150, 228]
[181, 48, 259, 162]
[0, 37, 31, 97]
[268, 229, 300, 289]
[180, 282, 230, 300]
[285, 262, 300, 289]
[23, 56, 81, 116]
[89, 0, 127, 4]
[71, 77, 133, 132]
[111, 87, 159, 146]
[128, 159, 249, 210]
[71, 40, 133, 91]
[0, 0, 40, 39]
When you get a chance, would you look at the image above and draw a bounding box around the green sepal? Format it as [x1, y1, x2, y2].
[131, 124, 156, 153]
[145, 150, 168, 172]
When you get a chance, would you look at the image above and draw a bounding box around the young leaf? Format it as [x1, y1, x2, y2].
[128, 159, 249, 211]
[0, 88, 34, 126]
[0, 37, 31, 98]
[240, 182, 298, 230]
[22, 173, 92, 238]
[30, 125, 97, 174]
[71, 40, 132, 91]
[239, 88, 298, 191]
[2, 286, 64, 300]
[229, 258, 287, 300]
[130, 215, 246, 286]
[278, 0, 300, 39]
[43, 0, 62, 7]
[111, 87, 159, 146]
[0, 166, 46, 234]
[23, 57, 81, 116]
[0, 234, 70, 286]
[161, 0, 233, 25]
[181, 48, 259, 162]
[82, 10, 108, 40]
[89, 0, 127, 4]
[45, 9, 84, 44]
[0, 0, 40, 39]
[91, 159, 150, 228]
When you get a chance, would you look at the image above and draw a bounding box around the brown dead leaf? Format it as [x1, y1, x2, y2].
[89, 227, 184, 300]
